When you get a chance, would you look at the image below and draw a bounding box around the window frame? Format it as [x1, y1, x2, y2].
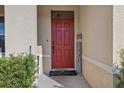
[0, 16, 5, 56]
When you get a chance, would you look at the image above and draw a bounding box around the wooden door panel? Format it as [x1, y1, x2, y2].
[63, 20, 74, 68]
[52, 19, 74, 68]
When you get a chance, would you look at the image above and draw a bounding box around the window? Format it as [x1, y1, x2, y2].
[51, 11, 74, 19]
[0, 17, 5, 55]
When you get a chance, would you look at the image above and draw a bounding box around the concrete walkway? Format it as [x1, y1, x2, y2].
[38, 74, 64, 88]
[38, 74, 90, 88]
[50, 76, 90, 88]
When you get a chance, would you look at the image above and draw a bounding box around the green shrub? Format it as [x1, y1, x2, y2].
[0, 54, 36, 88]
[116, 49, 124, 87]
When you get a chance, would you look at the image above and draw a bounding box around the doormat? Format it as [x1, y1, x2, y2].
[49, 70, 77, 76]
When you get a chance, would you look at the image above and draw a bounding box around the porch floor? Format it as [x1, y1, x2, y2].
[50, 75, 91, 88]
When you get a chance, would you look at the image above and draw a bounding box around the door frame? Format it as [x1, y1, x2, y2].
[51, 11, 75, 70]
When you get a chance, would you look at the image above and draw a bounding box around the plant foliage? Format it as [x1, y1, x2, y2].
[116, 49, 124, 87]
[0, 54, 36, 88]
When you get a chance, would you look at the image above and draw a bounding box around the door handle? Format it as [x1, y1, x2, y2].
[52, 41, 54, 54]
[52, 46, 54, 54]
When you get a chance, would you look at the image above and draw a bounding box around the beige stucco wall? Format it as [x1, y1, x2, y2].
[5, 5, 37, 55]
[113, 6, 124, 66]
[0, 6, 4, 16]
[80, 6, 113, 87]
[83, 60, 113, 87]
[113, 5, 124, 87]
[37, 5, 80, 74]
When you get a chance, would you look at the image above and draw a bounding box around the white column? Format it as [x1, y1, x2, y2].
[5, 5, 37, 55]
[36, 45, 43, 74]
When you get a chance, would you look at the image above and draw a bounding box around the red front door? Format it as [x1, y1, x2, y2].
[52, 19, 74, 69]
